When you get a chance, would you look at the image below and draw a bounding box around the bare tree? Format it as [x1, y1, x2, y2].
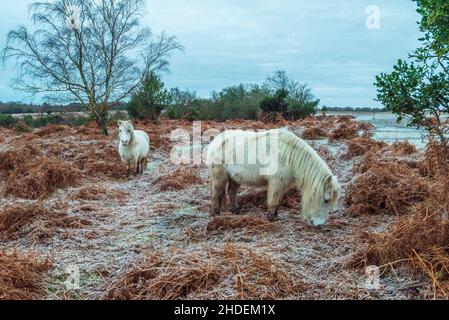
[2, 0, 183, 135]
[288, 82, 315, 104]
[263, 70, 290, 93]
[264, 70, 317, 104]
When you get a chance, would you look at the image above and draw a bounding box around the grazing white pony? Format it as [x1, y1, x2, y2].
[206, 128, 340, 226]
[118, 120, 150, 177]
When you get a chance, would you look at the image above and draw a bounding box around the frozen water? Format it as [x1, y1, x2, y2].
[329, 111, 449, 149]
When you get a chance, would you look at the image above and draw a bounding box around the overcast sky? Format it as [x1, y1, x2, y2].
[0, 0, 421, 108]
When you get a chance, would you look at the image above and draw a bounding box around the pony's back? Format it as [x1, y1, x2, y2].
[206, 130, 253, 166]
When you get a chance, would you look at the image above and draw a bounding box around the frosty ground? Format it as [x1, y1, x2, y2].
[0, 117, 441, 300]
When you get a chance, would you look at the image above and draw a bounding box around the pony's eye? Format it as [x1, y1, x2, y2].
[324, 199, 329, 204]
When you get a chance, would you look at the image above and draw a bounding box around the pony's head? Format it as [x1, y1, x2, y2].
[118, 120, 134, 146]
[302, 174, 340, 227]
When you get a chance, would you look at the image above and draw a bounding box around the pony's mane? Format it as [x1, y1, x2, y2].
[277, 129, 334, 214]
[119, 121, 134, 130]
[119, 121, 136, 143]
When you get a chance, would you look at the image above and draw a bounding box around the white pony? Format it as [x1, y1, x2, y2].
[206, 128, 340, 226]
[118, 120, 150, 177]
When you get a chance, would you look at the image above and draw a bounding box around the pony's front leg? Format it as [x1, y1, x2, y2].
[267, 181, 286, 222]
[126, 161, 132, 179]
[211, 185, 226, 217]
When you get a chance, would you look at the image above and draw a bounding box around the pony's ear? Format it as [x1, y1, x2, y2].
[324, 175, 339, 202]
[324, 175, 334, 199]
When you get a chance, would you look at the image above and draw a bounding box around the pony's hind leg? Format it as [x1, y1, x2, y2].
[134, 159, 140, 176]
[266, 180, 286, 222]
[210, 166, 228, 217]
[135, 161, 140, 175]
[141, 158, 148, 175]
[228, 179, 241, 215]
[138, 158, 145, 175]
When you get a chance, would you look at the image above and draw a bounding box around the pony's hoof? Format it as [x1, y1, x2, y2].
[211, 210, 221, 217]
[232, 208, 241, 215]
[267, 213, 277, 222]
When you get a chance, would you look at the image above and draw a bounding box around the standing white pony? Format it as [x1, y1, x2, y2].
[206, 128, 340, 226]
[118, 120, 150, 177]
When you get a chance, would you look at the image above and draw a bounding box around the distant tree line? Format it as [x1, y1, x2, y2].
[0, 100, 386, 117]
[0, 108, 128, 131]
[321, 106, 388, 112]
[0, 102, 127, 115]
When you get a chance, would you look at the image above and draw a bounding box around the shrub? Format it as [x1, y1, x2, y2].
[5, 158, 81, 199]
[23, 114, 60, 127]
[259, 89, 289, 114]
[0, 114, 18, 128]
[345, 163, 431, 216]
[329, 123, 358, 141]
[285, 99, 319, 121]
[167, 100, 205, 121]
[3, 114, 92, 129]
[158, 169, 203, 191]
[390, 141, 417, 156]
[419, 141, 449, 177]
[73, 141, 127, 179]
[14, 121, 32, 133]
[0, 203, 90, 241]
[64, 114, 92, 126]
[105, 244, 302, 300]
[128, 72, 172, 123]
[167, 88, 203, 120]
[73, 185, 128, 201]
[168, 85, 264, 121]
[0, 250, 52, 300]
[0, 146, 40, 173]
[350, 180, 449, 298]
[35, 125, 69, 137]
[374, 0, 449, 146]
[343, 137, 386, 159]
[166, 74, 321, 122]
[263, 70, 320, 120]
[301, 127, 328, 140]
[206, 216, 280, 233]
